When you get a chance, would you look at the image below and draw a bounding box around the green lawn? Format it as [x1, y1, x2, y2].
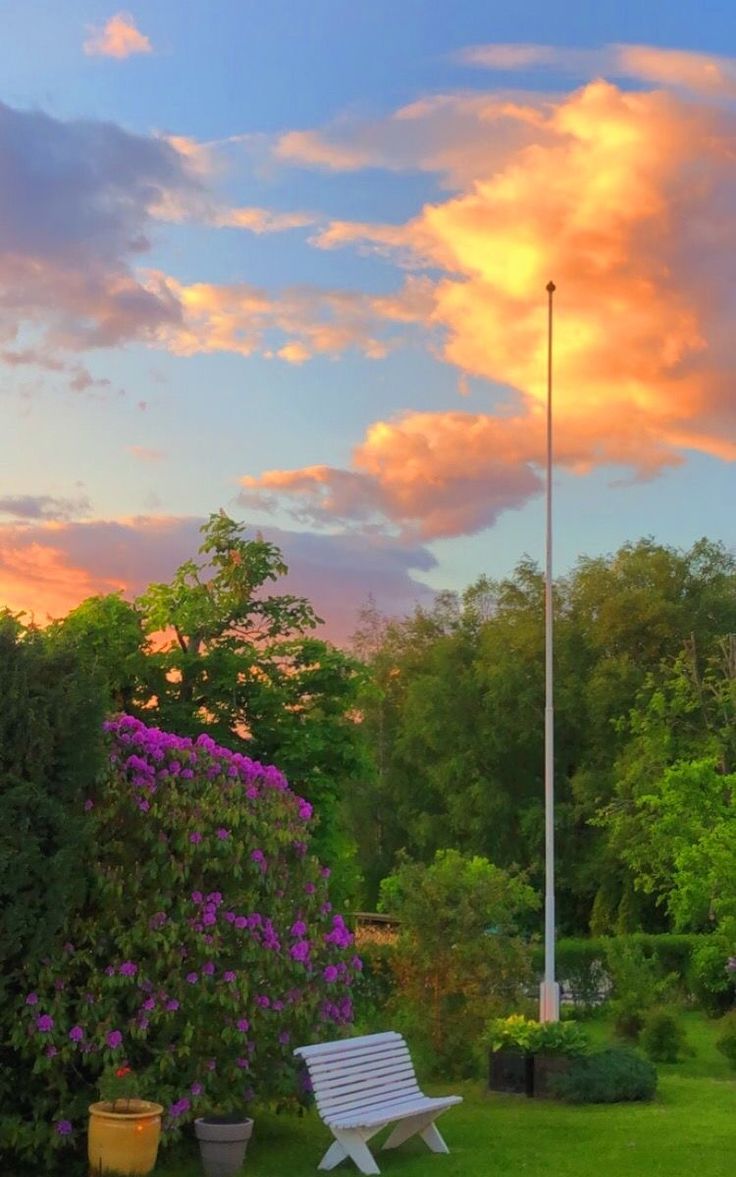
[157, 1014, 736, 1177]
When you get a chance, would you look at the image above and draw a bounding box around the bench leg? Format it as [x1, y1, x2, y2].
[321, 1128, 381, 1175]
[382, 1111, 449, 1153]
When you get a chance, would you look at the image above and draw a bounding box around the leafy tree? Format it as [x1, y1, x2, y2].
[378, 849, 537, 1075]
[135, 513, 369, 879]
[51, 593, 149, 713]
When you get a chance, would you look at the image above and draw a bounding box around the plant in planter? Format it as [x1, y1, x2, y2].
[88, 1065, 164, 1176]
[194, 1103, 254, 1177]
[485, 1015, 589, 1098]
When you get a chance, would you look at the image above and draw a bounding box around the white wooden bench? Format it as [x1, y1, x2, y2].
[294, 1030, 462, 1174]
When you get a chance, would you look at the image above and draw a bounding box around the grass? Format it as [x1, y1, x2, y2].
[155, 1013, 736, 1177]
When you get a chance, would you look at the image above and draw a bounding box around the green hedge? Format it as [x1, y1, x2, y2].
[532, 934, 713, 1007]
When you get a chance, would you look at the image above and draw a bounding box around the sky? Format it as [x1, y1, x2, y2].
[1, 1, 735, 642]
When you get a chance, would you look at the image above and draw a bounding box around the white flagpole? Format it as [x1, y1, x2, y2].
[540, 280, 560, 1023]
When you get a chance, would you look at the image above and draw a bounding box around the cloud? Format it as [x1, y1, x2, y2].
[153, 273, 433, 362]
[0, 100, 199, 364]
[126, 446, 165, 462]
[458, 43, 736, 98]
[0, 494, 92, 521]
[245, 76, 736, 538]
[0, 516, 436, 642]
[83, 11, 152, 59]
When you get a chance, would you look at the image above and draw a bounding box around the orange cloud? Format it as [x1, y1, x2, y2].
[126, 446, 165, 462]
[151, 274, 433, 362]
[244, 76, 736, 539]
[84, 12, 152, 59]
[459, 43, 736, 98]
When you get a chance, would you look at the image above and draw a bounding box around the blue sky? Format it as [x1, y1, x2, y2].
[0, 2, 734, 639]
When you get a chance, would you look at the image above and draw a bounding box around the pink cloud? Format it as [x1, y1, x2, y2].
[83, 12, 152, 59]
[0, 516, 436, 643]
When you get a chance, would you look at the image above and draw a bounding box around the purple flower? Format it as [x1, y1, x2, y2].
[36, 1014, 54, 1033]
[298, 800, 313, 821]
[321, 867, 331, 878]
[351, 955, 364, 971]
[191, 891, 203, 904]
[304, 883, 316, 895]
[290, 941, 310, 963]
[119, 961, 138, 977]
[323, 966, 339, 983]
[236, 1019, 250, 1033]
[279, 1030, 290, 1045]
[25, 992, 38, 1006]
[202, 911, 217, 927]
[83, 799, 94, 812]
[142, 997, 156, 1011]
[55, 1120, 73, 1136]
[290, 920, 307, 937]
[235, 916, 248, 929]
[166, 999, 180, 1012]
[236, 1057, 249, 1069]
[105, 965, 115, 976]
[186, 972, 199, 985]
[256, 994, 270, 1008]
[168, 1097, 190, 1118]
[216, 828, 230, 840]
[189, 831, 203, 844]
[106, 1030, 123, 1049]
[191, 1082, 203, 1096]
[202, 962, 215, 976]
[207, 1059, 217, 1071]
[250, 849, 267, 873]
[69, 1026, 84, 1043]
[222, 971, 236, 983]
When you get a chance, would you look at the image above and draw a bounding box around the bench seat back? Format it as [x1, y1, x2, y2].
[294, 1032, 422, 1124]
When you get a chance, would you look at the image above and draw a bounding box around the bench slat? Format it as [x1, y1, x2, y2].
[316, 1080, 422, 1116]
[313, 1061, 418, 1098]
[295, 1031, 401, 1061]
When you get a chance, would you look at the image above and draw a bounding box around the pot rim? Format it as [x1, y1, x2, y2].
[89, 1100, 164, 1120]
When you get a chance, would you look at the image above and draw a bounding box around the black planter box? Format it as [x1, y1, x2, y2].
[531, 1053, 572, 1099]
[488, 1049, 534, 1096]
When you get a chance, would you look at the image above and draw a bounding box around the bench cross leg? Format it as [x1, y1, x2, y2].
[319, 1127, 382, 1175]
[382, 1109, 450, 1154]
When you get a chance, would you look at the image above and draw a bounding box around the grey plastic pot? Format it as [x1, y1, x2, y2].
[194, 1115, 254, 1177]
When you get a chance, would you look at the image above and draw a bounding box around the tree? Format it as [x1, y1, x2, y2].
[378, 850, 537, 1075]
[51, 594, 149, 714]
[135, 513, 369, 879]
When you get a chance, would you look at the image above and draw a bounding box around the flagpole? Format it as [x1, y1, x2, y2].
[540, 279, 560, 1023]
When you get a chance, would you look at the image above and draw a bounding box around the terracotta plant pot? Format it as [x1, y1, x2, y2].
[195, 1114, 254, 1177]
[88, 1099, 163, 1176]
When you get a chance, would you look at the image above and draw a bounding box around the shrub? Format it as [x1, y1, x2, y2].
[688, 939, 736, 1015]
[553, 1047, 657, 1103]
[485, 1014, 588, 1056]
[6, 716, 361, 1172]
[606, 941, 674, 1040]
[639, 1008, 688, 1062]
[714, 1010, 736, 1068]
[379, 850, 537, 1078]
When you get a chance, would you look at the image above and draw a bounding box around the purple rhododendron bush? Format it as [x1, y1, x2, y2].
[8, 715, 360, 1166]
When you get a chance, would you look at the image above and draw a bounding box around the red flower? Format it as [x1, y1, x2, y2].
[115, 1066, 131, 1078]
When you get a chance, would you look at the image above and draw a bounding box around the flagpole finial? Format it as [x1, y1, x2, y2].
[546, 280, 556, 294]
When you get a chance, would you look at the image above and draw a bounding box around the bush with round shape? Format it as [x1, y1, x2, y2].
[552, 1047, 657, 1103]
[639, 1008, 688, 1063]
[7, 715, 361, 1171]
